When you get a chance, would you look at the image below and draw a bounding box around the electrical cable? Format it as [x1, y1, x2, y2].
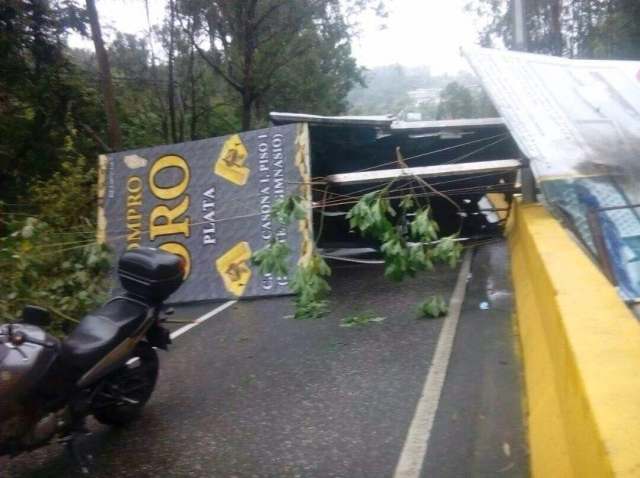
[1, 177, 516, 252]
[352, 133, 509, 174]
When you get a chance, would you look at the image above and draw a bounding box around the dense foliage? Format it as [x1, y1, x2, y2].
[348, 66, 497, 120]
[0, 147, 111, 334]
[179, 0, 374, 129]
[467, 0, 640, 59]
[253, 190, 462, 321]
[0, 0, 378, 329]
[2, 0, 380, 202]
[3, 0, 634, 329]
[0, 0, 102, 201]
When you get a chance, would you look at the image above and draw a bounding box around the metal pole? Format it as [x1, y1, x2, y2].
[512, 0, 537, 202]
[513, 0, 528, 52]
[520, 167, 536, 203]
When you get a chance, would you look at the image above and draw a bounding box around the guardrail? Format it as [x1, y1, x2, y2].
[508, 201, 640, 477]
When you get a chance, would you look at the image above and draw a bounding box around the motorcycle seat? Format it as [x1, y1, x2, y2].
[61, 297, 149, 372]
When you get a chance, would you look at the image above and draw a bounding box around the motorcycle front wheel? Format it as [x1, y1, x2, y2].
[92, 341, 159, 426]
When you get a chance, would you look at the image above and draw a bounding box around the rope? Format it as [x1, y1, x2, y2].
[0, 179, 516, 257]
[353, 133, 509, 174]
[322, 255, 385, 264]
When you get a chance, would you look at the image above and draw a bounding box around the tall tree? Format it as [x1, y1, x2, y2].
[467, 0, 640, 59]
[180, 0, 379, 130]
[167, 0, 178, 143]
[86, 0, 122, 149]
[437, 82, 475, 120]
[0, 0, 102, 199]
[256, 12, 364, 118]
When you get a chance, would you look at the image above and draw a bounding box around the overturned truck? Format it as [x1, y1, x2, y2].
[98, 113, 523, 303]
[270, 113, 522, 249]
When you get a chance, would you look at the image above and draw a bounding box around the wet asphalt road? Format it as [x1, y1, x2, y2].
[2, 242, 527, 478]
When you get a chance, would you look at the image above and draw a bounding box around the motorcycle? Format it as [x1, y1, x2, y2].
[0, 247, 185, 473]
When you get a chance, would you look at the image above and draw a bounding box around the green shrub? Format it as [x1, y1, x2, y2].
[0, 155, 112, 335]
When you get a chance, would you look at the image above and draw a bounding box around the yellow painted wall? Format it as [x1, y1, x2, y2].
[508, 202, 640, 477]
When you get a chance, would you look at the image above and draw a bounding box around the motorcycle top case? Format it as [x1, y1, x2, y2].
[118, 247, 184, 303]
[0, 324, 59, 417]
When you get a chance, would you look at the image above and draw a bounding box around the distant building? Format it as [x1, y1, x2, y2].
[408, 88, 442, 105]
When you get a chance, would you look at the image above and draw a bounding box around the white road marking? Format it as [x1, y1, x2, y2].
[170, 300, 237, 340]
[393, 249, 473, 478]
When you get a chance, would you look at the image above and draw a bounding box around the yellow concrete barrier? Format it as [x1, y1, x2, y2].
[508, 201, 640, 478]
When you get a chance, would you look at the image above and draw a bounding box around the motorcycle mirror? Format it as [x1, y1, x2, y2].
[22, 305, 52, 327]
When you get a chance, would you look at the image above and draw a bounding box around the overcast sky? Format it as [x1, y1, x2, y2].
[70, 0, 479, 75]
[352, 0, 478, 73]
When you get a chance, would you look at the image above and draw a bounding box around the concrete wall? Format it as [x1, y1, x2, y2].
[508, 202, 640, 477]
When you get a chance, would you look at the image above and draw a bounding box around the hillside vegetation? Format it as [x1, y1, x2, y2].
[347, 65, 497, 120]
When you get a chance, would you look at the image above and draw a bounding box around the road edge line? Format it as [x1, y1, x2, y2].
[393, 249, 473, 478]
[170, 300, 237, 340]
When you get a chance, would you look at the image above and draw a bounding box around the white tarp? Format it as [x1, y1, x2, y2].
[463, 47, 640, 300]
[462, 48, 640, 182]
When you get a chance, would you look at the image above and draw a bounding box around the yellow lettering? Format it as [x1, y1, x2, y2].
[127, 209, 141, 221]
[127, 220, 141, 244]
[149, 196, 190, 240]
[145, 156, 193, 272]
[127, 192, 142, 207]
[127, 176, 142, 193]
[126, 176, 143, 249]
[149, 155, 190, 200]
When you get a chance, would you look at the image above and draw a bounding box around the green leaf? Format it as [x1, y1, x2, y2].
[409, 208, 439, 242]
[251, 241, 291, 277]
[418, 295, 449, 319]
[340, 312, 386, 328]
[347, 190, 396, 238]
[272, 195, 307, 225]
[432, 235, 463, 268]
[399, 195, 415, 211]
[290, 251, 332, 320]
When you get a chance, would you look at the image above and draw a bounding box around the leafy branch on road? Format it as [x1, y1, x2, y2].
[290, 252, 331, 320]
[347, 189, 462, 281]
[252, 196, 331, 320]
[418, 295, 449, 319]
[340, 312, 386, 328]
[252, 240, 291, 278]
[252, 189, 462, 322]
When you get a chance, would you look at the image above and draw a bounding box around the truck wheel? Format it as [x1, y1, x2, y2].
[92, 341, 159, 426]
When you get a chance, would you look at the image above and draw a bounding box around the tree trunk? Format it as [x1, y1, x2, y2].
[167, 0, 178, 143]
[241, 91, 252, 131]
[550, 0, 563, 55]
[85, 0, 122, 150]
[240, 0, 258, 131]
[145, 0, 169, 142]
[512, 0, 528, 51]
[188, 40, 198, 140]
